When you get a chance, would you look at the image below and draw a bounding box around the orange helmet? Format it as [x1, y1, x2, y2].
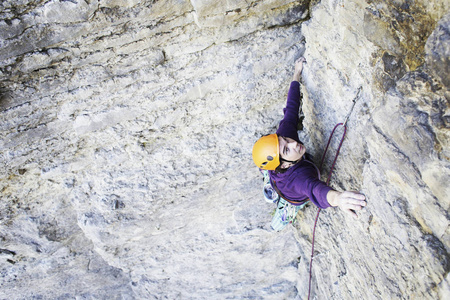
[252, 134, 280, 170]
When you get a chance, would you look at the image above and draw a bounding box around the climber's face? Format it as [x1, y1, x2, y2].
[278, 136, 305, 168]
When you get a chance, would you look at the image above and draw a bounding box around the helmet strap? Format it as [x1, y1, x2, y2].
[279, 157, 301, 169]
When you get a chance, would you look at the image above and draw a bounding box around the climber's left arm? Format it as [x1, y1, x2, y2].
[277, 58, 306, 142]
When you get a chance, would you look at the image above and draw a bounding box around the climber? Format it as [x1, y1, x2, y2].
[252, 57, 366, 231]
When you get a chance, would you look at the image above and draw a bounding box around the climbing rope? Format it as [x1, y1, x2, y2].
[307, 87, 362, 300]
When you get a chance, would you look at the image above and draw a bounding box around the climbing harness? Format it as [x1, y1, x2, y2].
[271, 198, 308, 232]
[307, 87, 363, 300]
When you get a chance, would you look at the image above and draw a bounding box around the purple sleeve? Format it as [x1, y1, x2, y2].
[292, 163, 332, 209]
[303, 178, 332, 209]
[276, 81, 301, 142]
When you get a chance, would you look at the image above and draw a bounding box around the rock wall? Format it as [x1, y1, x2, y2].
[299, 1, 449, 299]
[0, 0, 448, 299]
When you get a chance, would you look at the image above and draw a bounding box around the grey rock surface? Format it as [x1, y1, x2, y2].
[0, 0, 449, 299]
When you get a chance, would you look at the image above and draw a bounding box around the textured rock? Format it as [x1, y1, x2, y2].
[0, 0, 449, 299]
[300, 1, 449, 299]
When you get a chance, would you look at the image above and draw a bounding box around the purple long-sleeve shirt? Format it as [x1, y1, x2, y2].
[269, 81, 332, 209]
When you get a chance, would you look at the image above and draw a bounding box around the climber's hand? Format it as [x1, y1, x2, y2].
[327, 190, 366, 218]
[293, 57, 306, 81]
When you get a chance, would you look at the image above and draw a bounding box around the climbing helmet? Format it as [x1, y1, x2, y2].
[252, 134, 280, 170]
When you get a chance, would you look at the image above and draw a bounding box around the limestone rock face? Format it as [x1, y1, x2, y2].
[300, 1, 449, 298]
[0, 0, 448, 299]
